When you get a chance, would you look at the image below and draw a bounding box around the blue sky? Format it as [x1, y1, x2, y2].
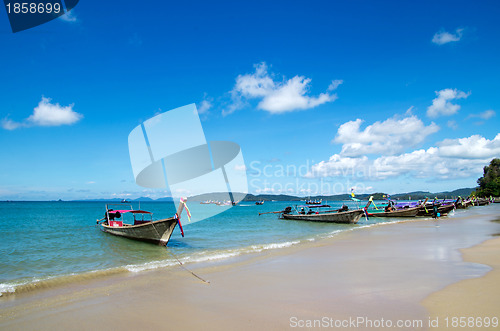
[1, 0, 499, 200]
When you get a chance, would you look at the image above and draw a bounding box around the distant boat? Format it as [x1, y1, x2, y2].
[121, 199, 131, 203]
[97, 203, 187, 246]
[280, 204, 363, 224]
[255, 200, 264, 205]
[216, 200, 233, 206]
[305, 199, 322, 205]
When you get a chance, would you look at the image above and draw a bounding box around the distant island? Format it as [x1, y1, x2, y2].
[0, 187, 476, 203]
[187, 187, 475, 202]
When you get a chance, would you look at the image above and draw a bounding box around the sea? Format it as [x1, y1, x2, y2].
[0, 200, 481, 296]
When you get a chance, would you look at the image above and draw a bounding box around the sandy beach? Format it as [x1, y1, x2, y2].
[1, 204, 499, 330]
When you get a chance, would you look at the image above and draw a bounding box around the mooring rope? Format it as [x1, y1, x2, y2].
[166, 249, 210, 284]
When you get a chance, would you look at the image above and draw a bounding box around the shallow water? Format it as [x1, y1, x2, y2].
[0, 200, 494, 295]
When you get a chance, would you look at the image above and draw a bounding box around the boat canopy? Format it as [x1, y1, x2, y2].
[297, 204, 331, 208]
[108, 210, 152, 214]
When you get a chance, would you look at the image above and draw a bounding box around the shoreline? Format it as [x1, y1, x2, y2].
[0, 214, 473, 299]
[0, 214, 444, 298]
[422, 235, 500, 329]
[1, 205, 499, 330]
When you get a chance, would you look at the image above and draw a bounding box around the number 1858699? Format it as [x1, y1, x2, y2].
[5, 2, 61, 14]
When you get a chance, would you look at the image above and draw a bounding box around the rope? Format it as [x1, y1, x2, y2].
[166, 249, 210, 284]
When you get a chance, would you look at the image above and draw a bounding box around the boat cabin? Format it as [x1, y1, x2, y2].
[291, 204, 336, 215]
[104, 204, 153, 227]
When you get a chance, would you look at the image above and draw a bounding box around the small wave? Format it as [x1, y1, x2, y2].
[126, 240, 303, 272]
[125, 260, 178, 273]
[125, 250, 244, 273]
[251, 241, 300, 252]
[0, 267, 128, 297]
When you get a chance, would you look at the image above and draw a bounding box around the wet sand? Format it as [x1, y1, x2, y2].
[1, 205, 499, 330]
[423, 236, 500, 330]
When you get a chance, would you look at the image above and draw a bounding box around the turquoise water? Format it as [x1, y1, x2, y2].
[0, 200, 465, 295]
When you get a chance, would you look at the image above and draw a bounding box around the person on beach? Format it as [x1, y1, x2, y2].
[385, 200, 394, 212]
[432, 198, 440, 219]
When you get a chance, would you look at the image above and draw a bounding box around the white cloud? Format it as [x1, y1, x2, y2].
[427, 88, 470, 118]
[432, 28, 463, 45]
[234, 164, 247, 171]
[306, 136, 497, 181]
[405, 106, 414, 116]
[28, 97, 82, 126]
[447, 120, 458, 130]
[334, 115, 439, 157]
[372, 148, 439, 179]
[60, 10, 78, 22]
[305, 154, 369, 178]
[328, 79, 343, 91]
[437, 134, 500, 159]
[479, 110, 496, 119]
[1, 97, 82, 130]
[1, 118, 21, 130]
[255, 187, 280, 194]
[227, 62, 339, 114]
[468, 109, 496, 120]
[305, 112, 498, 181]
[372, 145, 493, 180]
[198, 98, 212, 114]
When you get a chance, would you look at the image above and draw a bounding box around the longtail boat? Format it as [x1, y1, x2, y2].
[455, 197, 472, 209]
[366, 206, 420, 217]
[97, 201, 187, 246]
[365, 198, 426, 218]
[280, 204, 365, 224]
[475, 198, 490, 206]
[416, 201, 455, 217]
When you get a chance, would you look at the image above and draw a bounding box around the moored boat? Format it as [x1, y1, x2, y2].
[365, 198, 426, 218]
[475, 198, 490, 206]
[416, 202, 455, 217]
[455, 197, 472, 209]
[97, 201, 187, 246]
[366, 206, 420, 217]
[281, 204, 364, 224]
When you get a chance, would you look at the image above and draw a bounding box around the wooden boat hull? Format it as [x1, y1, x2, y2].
[367, 206, 420, 217]
[455, 200, 471, 209]
[416, 204, 455, 217]
[101, 217, 177, 246]
[282, 209, 364, 224]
